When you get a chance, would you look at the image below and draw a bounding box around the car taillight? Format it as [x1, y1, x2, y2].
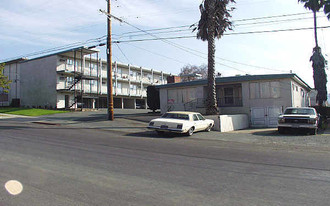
[177, 124, 183, 129]
[149, 122, 154, 126]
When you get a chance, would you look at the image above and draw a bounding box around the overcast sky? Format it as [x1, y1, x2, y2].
[0, 0, 329, 90]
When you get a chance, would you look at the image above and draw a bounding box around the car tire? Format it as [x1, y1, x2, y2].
[310, 128, 317, 135]
[206, 124, 213, 132]
[187, 127, 194, 136]
[278, 127, 285, 134]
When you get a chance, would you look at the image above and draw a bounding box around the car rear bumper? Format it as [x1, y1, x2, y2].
[147, 126, 187, 133]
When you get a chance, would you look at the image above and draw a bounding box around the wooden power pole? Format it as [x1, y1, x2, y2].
[107, 0, 114, 120]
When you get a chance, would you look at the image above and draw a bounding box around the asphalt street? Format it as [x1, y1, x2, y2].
[1, 119, 330, 206]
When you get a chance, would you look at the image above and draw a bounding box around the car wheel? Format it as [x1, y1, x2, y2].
[278, 127, 285, 134]
[206, 124, 213, 132]
[310, 128, 317, 135]
[187, 127, 194, 136]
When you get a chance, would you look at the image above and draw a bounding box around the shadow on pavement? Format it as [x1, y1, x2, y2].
[252, 128, 325, 136]
[0, 125, 30, 130]
[125, 131, 187, 139]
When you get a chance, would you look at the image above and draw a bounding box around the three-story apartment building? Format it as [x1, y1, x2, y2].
[1, 46, 171, 109]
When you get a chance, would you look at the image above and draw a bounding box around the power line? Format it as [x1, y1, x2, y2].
[113, 25, 330, 43]
[115, 43, 131, 64]
[233, 12, 310, 22]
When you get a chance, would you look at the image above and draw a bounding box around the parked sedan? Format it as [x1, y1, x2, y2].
[147, 111, 214, 136]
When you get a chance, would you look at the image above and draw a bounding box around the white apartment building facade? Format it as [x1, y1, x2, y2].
[1, 46, 171, 109]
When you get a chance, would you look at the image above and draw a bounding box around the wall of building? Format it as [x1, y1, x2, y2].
[242, 79, 293, 111]
[1, 62, 21, 106]
[291, 80, 309, 107]
[159, 86, 204, 114]
[20, 56, 58, 108]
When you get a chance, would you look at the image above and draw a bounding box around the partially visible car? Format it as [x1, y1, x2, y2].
[278, 107, 319, 135]
[147, 111, 214, 136]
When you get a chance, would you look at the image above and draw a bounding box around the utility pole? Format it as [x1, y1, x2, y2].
[107, 0, 114, 120]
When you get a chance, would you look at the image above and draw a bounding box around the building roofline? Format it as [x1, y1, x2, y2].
[21, 46, 99, 63]
[156, 73, 312, 91]
[1, 58, 27, 65]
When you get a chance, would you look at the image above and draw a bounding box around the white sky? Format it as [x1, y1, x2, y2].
[0, 0, 329, 91]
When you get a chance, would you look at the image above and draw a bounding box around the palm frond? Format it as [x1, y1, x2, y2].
[298, 0, 325, 12]
[325, 0, 330, 19]
[193, 0, 235, 41]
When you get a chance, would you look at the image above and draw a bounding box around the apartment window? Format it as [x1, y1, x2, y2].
[67, 59, 73, 65]
[102, 81, 106, 85]
[67, 77, 73, 84]
[260, 82, 270, 98]
[91, 63, 97, 70]
[102, 65, 106, 71]
[270, 82, 280, 98]
[59, 76, 65, 81]
[250, 81, 280, 99]
[85, 62, 90, 68]
[249, 82, 260, 99]
[224, 87, 234, 104]
[301, 88, 305, 97]
[130, 84, 137, 91]
[91, 80, 95, 85]
[117, 68, 122, 78]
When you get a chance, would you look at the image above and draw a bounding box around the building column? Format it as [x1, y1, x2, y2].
[115, 62, 118, 95]
[121, 97, 124, 109]
[92, 99, 96, 109]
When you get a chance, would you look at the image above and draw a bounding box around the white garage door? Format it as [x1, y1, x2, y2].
[251, 107, 281, 128]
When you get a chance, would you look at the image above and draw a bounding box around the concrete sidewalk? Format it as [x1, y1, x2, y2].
[25, 109, 158, 133]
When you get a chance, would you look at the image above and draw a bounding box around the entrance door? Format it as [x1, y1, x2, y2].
[251, 107, 281, 127]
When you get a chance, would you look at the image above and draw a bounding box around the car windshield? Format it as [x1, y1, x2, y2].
[161, 113, 190, 120]
[284, 108, 315, 115]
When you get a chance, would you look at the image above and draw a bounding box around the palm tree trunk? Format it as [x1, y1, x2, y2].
[206, 0, 218, 115]
[313, 11, 318, 47]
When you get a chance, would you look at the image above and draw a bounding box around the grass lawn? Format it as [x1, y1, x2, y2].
[0, 107, 70, 116]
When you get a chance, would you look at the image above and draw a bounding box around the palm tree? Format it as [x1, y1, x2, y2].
[298, 0, 329, 105]
[193, 0, 235, 115]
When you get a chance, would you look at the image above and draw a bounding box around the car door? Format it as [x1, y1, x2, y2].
[197, 114, 208, 130]
[192, 114, 203, 131]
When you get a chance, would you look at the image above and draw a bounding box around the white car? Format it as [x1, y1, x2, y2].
[278, 107, 319, 135]
[147, 111, 214, 136]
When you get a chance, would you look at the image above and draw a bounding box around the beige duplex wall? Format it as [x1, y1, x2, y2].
[20, 56, 58, 108]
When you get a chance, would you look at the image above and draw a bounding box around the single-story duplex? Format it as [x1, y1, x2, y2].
[156, 73, 312, 128]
